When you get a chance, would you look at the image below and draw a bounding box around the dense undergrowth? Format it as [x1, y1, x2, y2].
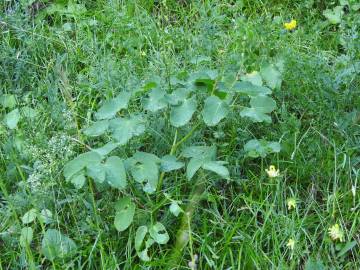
[0, 0, 359, 269]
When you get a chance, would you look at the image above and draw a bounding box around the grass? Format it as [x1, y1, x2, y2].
[0, 0, 359, 269]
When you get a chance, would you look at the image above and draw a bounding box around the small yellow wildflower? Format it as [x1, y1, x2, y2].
[287, 198, 297, 210]
[284, 19, 297, 31]
[265, 165, 280, 178]
[286, 238, 295, 250]
[328, 224, 344, 242]
[140, 51, 147, 57]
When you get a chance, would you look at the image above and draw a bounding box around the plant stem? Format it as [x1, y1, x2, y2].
[167, 174, 206, 268]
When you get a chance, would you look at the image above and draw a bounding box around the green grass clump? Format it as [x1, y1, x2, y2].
[0, 1, 359, 269]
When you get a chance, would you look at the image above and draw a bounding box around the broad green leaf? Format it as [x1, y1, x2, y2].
[232, 81, 272, 96]
[38, 209, 53, 224]
[202, 161, 230, 179]
[240, 96, 276, 123]
[190, 70, 218, 92]
[135, 226, 148, 251]
[143, 88, 167, 112]
[244, 139, 281, 158]
[169, 201, 182, 217]
[41, 229, 77, 260]
[21, 106, 38, 118]
[240, 71, 263, 86]
[114, 197, 135, 232]
[190, 55, 211, 64]
[250, 96, 276, 113]
[86, 163, 106, 183]
[135, 226, 154, 261]
[182, 145, 216, 160]
[323, 6, 343, 24]
[130, 158, 158, 193]
[337, 241, 357, 257]
[4, 108, 20, 129]
[91, 141, 120, 156]
[104, 156, 126, 189]
[186, 158, 203, 180]
[165, 88, 192, 105]
[95, 91, 131, 120]
[304, 258, 325, 270]
[20, 227, 33, 247]
[160, 155, 184, 172]
[260, 64, 282, 90]
[240, 108, 272, 123]
[0, 94, 16, 108]
[110, 115, 146, 145]
[63, 151, 102, 181]
[149, 222, 169, 245]
[133, 151, 161, 164]
[83, 120, 109, 137]
[202, 96, 229, 126]
[70, 173, 86, 189]
[22, 209, 37, 224]
[170, 97, 197, 127]
[138, 238, 154, 261]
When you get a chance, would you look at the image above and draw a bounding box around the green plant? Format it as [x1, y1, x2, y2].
[63, 63, 283, 261]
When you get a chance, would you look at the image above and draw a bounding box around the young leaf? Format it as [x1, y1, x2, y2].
[260, 64, 282, 90]
[202, 96, 229, 126]
[160, 155, 184, 172]
[130, 158, 158, 193]
[20, 227, 33, 247]
[104, 156, 127, 189]
[149, 222, 169, 245]
[110, 115, 146, 145]
[170, 97, 197, 127]
[83, 120, 109, 137]
[95, 91, 131, 120]
[114, 197, 135, 232]
[202, 161, 230, 179]
[41, 229, 77, 260]
[4, 108, 20, 129]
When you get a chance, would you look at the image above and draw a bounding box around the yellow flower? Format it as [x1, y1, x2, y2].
[287, 198, 297, 210]
[286, 238, 295, 250]
[284, 19, 297, 31]
[265, 165, 280, 178]
[140, 51, 147, 57]
[328, 224, 344, 242]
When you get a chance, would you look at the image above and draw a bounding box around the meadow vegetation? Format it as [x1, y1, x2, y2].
[0, 0, 359, 269]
